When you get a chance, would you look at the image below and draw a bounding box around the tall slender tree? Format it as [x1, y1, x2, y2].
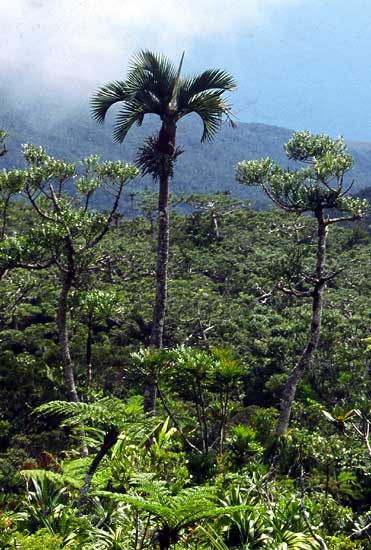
[236, 131, 368, 438]
[91, 50, 235, 412]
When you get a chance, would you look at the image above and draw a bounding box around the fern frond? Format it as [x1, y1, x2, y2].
[21, 468, 82, 489]
[97, 485, 252, 533]
[34, 395, 144, 429]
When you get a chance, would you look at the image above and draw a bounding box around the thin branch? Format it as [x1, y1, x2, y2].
[365, 423, 371, 459]
[0, 192, 11, 240]
[83, 180, 125, 251]
[25, 187, 55, 222]
[300, 467, 328, 550]
[338, 172, 344, 193]
[156, 382, 202, 454]
[261, 183, 296, 212]
[321, 268, 344, 282]
[83, 191, 93, 214]
[326, 214, 362, 225]
[320, 178, 337, 193]
[51, 253, 68, 274]
[350, 520, 371, 540]
[352, 419, 371, 460]
[197, 319, 212, 348]
[48, 183, 76, 252]
[341, 178, 355, 196]
[255, 284, 274, 303]
[276, 281, 313, 298]
[12, 259, 54, 270]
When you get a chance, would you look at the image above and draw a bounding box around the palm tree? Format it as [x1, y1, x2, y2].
[91, 50, 236, 412]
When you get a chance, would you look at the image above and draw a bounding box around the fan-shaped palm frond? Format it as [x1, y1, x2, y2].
[91, 51, 177, 136]
[112, 102, 148, 143]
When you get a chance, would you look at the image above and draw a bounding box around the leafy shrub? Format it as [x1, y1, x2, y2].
[12, 529, 64, 550]
[226, 424, 263, 467]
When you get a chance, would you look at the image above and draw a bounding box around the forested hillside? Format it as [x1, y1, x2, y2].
[2, 81, 371, 211]
[0, 133, 371, 548]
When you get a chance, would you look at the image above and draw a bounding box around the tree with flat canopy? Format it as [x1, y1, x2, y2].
[91, 50, 236, 413]
[0, 145, 138, 405]
[236, 131, 368, 438]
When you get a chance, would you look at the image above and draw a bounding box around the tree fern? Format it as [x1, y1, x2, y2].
[34, 395, 144, 429]
[21, 467, 83, 490]
[97, 485, 253, 550]
[34, 395, 156, 507]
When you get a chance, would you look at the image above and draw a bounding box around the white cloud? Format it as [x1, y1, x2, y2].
[0, 0, 304, 96]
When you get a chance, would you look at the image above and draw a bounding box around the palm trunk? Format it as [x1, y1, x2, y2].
[150, 172, 170, 349]
[144, 174, 169, 413]
[276, 209, 328, 437]
[57, 273, 79, 403]
[145, 121, 175, 413]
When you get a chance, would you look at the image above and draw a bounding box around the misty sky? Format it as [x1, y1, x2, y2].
[1, 0, 371, 141]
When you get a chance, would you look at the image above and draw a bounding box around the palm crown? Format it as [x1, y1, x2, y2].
[91, 50, 236, 145]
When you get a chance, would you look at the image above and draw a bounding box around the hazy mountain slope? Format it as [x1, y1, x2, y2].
[2, 90, 371, 211]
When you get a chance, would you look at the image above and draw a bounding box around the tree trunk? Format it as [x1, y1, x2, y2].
[58, 273, 89, 456]
[77, 426, 118, 507]
[150, 172, 170, 350]
[86, 322, 93, 388]
[57, 273, 80, 403]
[145, 120, 175, 413]
[276, 209, 328, 437]
[145, 174, 169, 413]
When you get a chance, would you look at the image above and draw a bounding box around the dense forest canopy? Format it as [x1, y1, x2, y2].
[1, 54, 371, 550]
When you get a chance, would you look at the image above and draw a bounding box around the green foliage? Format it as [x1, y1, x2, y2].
[0, 129, 8, 144]
[215, 482, 322, 549]
[0, 145, 138, 274]
[12, 530, 64, 550]
[34, 395, 144, 431]
[91, 50, 236, 144]
[236, 131, 368, 217]
[98, 483, 253, 550]
[73, 289, 123, 322]
[0, 164, 370, 547]
[226, 424, 263, 467]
